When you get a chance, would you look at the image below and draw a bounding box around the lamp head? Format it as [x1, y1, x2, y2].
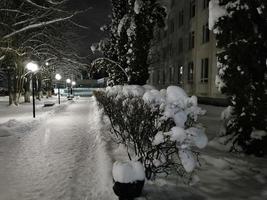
[26, 62, 39, 72]
[55, 74, 62, 81]
[71, 81, 76, 86]
[66, 78, 71, 84]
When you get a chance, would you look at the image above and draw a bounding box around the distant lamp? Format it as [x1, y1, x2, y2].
[45, 62, 49, 66]
[55, 74, 62, 104]
[71, 81, 76, 86]
[66, 78, 71, 96]
[55, 74, 62, 81]
[66, 78, 71, 84]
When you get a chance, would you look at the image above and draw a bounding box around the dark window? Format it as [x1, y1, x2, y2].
[157, 70, 160, 84]
[178, 38, 183, 54]
[190, 0, 196, 18]
[169, 44, 173, 57]
[203, 0, 210, 9]
[163, 30, 167, 38]
[171, 0, 175, 8]
[201, 58, 209, 83]
[162, 70, 165, 84]
[202, 23, 210, 43]
[188, 62, 194, 83]
[178, 10, 184, 27]
[169, 19, 175, 33]
[189, 31, 195, 49]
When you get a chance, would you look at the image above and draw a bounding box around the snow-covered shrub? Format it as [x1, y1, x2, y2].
[94, 85, 207, 180]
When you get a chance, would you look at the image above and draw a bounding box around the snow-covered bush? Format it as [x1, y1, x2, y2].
[94, 85, 207, 180]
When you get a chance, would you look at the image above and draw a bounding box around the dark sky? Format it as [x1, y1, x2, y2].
[67, 0, 111, 56]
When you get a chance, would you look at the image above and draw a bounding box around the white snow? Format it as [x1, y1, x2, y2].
[134, 0, 142, 14]
[117, 15, 129, 36]
[178, 149, 196, 173]
[166, 126, 186, 143]
[0, 97, 116, 200]
[251, 130, 267, 140]
[187, 127, 208, 149]
[152, 131, 165, 146]
[112, 161, 145, 183]
[209, 0, 227, 31]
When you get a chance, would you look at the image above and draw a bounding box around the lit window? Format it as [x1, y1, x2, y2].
[187, 62, 194, 83]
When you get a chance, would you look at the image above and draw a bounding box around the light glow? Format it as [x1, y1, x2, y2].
[55, 74, 62, 81]
[66, 79, 71, 84]
[26, 62, 39, 72]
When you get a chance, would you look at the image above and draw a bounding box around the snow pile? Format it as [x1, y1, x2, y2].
[112, 161, 145, 183]
[104, 85, 207, 173]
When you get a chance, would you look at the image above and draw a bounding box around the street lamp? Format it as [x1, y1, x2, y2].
[55, 74, 62, 104]
[71, 81, 76, 96]
[66, 78, 71, 96]
[26, 62, 39, 118]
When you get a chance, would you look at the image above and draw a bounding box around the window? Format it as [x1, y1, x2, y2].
[169, 67, 174, 83]
[202, 23, 210, 43]
[190, 0, 196, 18]
[169, 19, 175, 34]
[178, 10, 184, 27]
[157, 70, 160, 84]
[171, 0, 175, 8]
[162, 70, 165, 84]
[203, 0, 210, 9]
[178, 38, 183, 54]
[188, 62, 194, 83]
[163, 30, 167, 38]
[201, 58, 209, 83]
[169, 44, 173, 57]
[189, 31, 195, 49]
[178, 65, 183, 84]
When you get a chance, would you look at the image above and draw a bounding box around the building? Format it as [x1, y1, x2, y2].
[149, 0, 225, 103]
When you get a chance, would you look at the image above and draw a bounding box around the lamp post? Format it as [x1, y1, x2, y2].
[66, 78, 71, 96]
[71, 81, 76, 96]
[26, 62, 39, 118]
[55, 74, 62, 104]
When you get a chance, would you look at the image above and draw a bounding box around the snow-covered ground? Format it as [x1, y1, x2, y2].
[0, 96, 116, 200]
[0, 96, 266, 200]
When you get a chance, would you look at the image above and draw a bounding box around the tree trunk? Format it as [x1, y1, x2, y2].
[7, 69, 13, 106]
[37, 74, 42, 100]
[24, 77, 31, 103]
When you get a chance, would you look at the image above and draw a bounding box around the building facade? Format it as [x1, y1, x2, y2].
[149, 0, 225, 100]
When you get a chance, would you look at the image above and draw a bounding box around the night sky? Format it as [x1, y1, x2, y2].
[67, 0, 111, 56]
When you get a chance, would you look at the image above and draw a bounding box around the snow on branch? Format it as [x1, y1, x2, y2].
[3, 14, 76, 39]
[0, 47, 26, 56]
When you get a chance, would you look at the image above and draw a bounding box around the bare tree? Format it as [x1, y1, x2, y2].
[0, 0, 89, 105]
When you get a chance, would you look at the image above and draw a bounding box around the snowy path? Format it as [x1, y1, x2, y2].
[0, 98, 116, 200]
